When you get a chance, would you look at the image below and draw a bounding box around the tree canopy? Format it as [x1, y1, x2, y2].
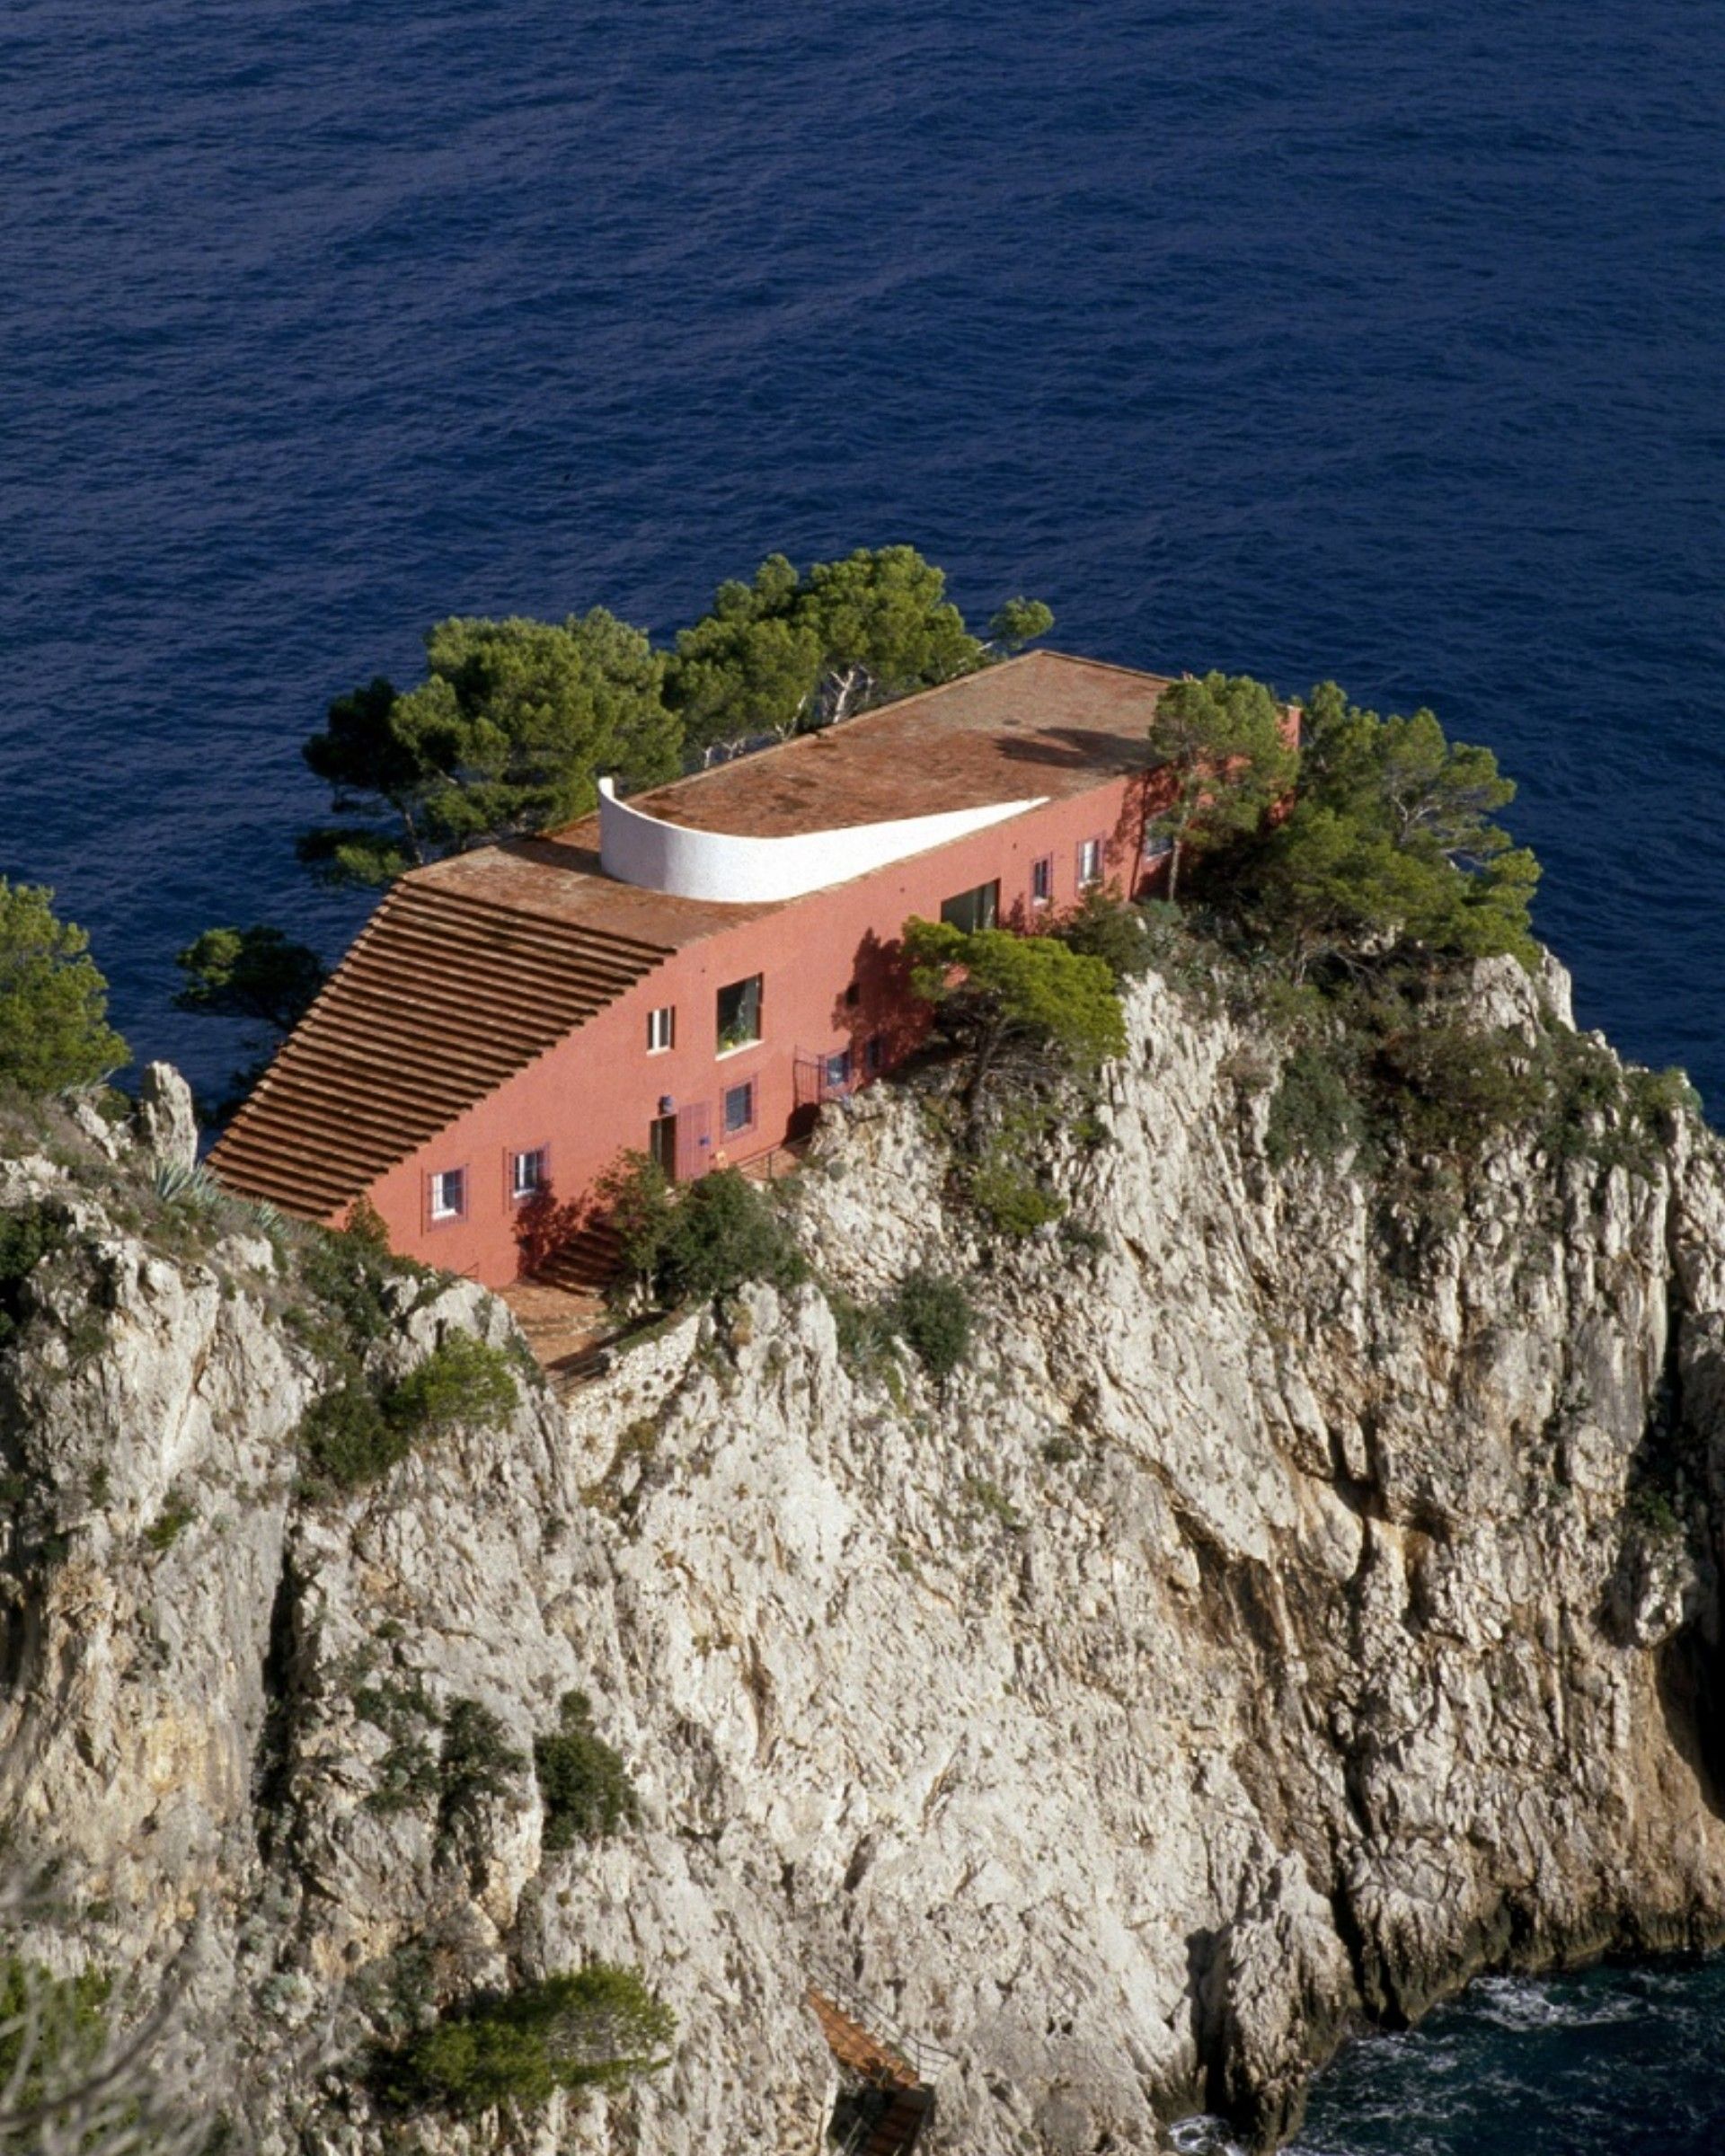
[666, 545, 1054, 755]
[172, 924, 327, 1036]
[300, 611, 681, 886]
[0, 879, 128, 1094]
[904, 915, 1126, 1091]
[1252, 683, 1539, 974]
[296, 549, 1053, 887]
[172, 923, 329, 1124]
[1146, 670, 1297, 900]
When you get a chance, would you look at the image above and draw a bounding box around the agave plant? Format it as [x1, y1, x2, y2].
[149, 1162, 224, 1212]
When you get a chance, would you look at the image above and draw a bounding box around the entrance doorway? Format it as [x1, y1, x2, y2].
[650, 1112, 677, 1177]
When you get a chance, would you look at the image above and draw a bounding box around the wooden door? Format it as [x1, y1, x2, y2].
[674, 1099, 712, 1180]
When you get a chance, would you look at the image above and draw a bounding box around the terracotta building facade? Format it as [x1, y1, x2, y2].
[211, 651, 1198, 1286]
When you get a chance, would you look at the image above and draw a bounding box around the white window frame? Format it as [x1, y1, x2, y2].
[509, 1145, 548, 1202]
[1077, 835, 1104, 888]
[429, 1167, 465, 1222]
[1031, 853, 1054, 906]
[647, 1004, 675, 1053]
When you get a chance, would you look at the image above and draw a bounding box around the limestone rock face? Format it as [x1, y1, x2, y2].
[132, 1060, 199, 1171]
[3, 958, 1725, 2154]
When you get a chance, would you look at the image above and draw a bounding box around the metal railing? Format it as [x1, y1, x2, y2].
[806, 1957, 960, 2088]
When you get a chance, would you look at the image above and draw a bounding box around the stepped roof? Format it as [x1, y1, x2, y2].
[209, 650, 1170, 1218]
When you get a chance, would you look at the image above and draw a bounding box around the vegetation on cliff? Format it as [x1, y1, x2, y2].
[379, 1965, 675, 2116]
[0, 879, 128, 1095]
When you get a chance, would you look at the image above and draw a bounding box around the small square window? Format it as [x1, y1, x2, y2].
[717, 975, 763, 1053]
[722, 1078, 756, 1137]
[1031, 854, 1054, 905]
[429, 1167, 465, 1222]
[825, 1047, 851, 1091]
[647, 1005, 675, 1053]
[1142, 831, 1174, 865]
[1077, 836, 1103, 888]
[510, 1146, 548, 1200]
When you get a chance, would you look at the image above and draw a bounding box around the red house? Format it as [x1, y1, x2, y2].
[211, 650, 1190, 1286]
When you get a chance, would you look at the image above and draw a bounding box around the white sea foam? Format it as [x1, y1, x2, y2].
[1468, 1975, 1643, 2032]
[1169, 2115, 1248, 2156]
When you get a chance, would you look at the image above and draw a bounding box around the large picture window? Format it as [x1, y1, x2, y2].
[716, 974, 763, 1053]
[939, 880, 999, 933]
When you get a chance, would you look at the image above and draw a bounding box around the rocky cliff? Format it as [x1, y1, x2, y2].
[3, 957, 1724, 2155]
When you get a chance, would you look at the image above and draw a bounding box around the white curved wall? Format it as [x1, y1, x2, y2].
[597, 777, 1048, 904]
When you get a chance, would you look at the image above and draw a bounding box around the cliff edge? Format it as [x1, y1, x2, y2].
[3, 952, 1723, 2153]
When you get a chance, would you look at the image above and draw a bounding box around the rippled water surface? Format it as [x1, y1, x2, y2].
[1171, 1962, 1725, 2155]
[4, 2, 1722, 1097]
[4, 4, 1725, 2139]
[1288, 1961, 1725, 2156]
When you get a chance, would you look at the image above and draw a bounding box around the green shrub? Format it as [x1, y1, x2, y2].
[0, 1200, 63, 1347]
[656, 1169, 807, 1306]
[384, 1965, 676, 2114]
[345, 1194, 394, 1252]
[299, 1335, 518, 1493]
[904, 915, 1127, 1086]
[1372, 1022, 1546, 1158]
[356, 1677, 441, 1816]
[1050, 889, 1155, 985]
[1626, 1484, 1683, 1542]
[369, 1732, 440, 1816]
[827, 1286, 898, 1380]
[591, 1157, 806, 1313]
[1535, 1031, 1700, 1177]
[965, 1156, 1065, 1237]
[299, 1382, 408, 1491]
[534, 1691, 639, 1848]
[890, 1269, 973, 1382]
[0, 1957, 110, 2107]
[388, 1334, 518, 1441]
[1627, 1065, 1702, 1123]
[437, 1698, 527, 1855]
[296, 1216, 429, 1362]
[1265, 1045, 1366, 1168]
[143, 1490, 194, 1551]
[1057, 1220, 1107, 1256]
[965, 1474, 1026, 1531]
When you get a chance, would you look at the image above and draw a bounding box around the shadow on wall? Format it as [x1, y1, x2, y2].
[829, 929, 922, 1073]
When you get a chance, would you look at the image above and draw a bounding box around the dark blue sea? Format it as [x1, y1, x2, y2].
[1177, 1959, 1725, 2156]
[3, 4, 1723, 2135]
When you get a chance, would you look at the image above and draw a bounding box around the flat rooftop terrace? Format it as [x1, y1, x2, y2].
[417, 648, 1171, 945]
